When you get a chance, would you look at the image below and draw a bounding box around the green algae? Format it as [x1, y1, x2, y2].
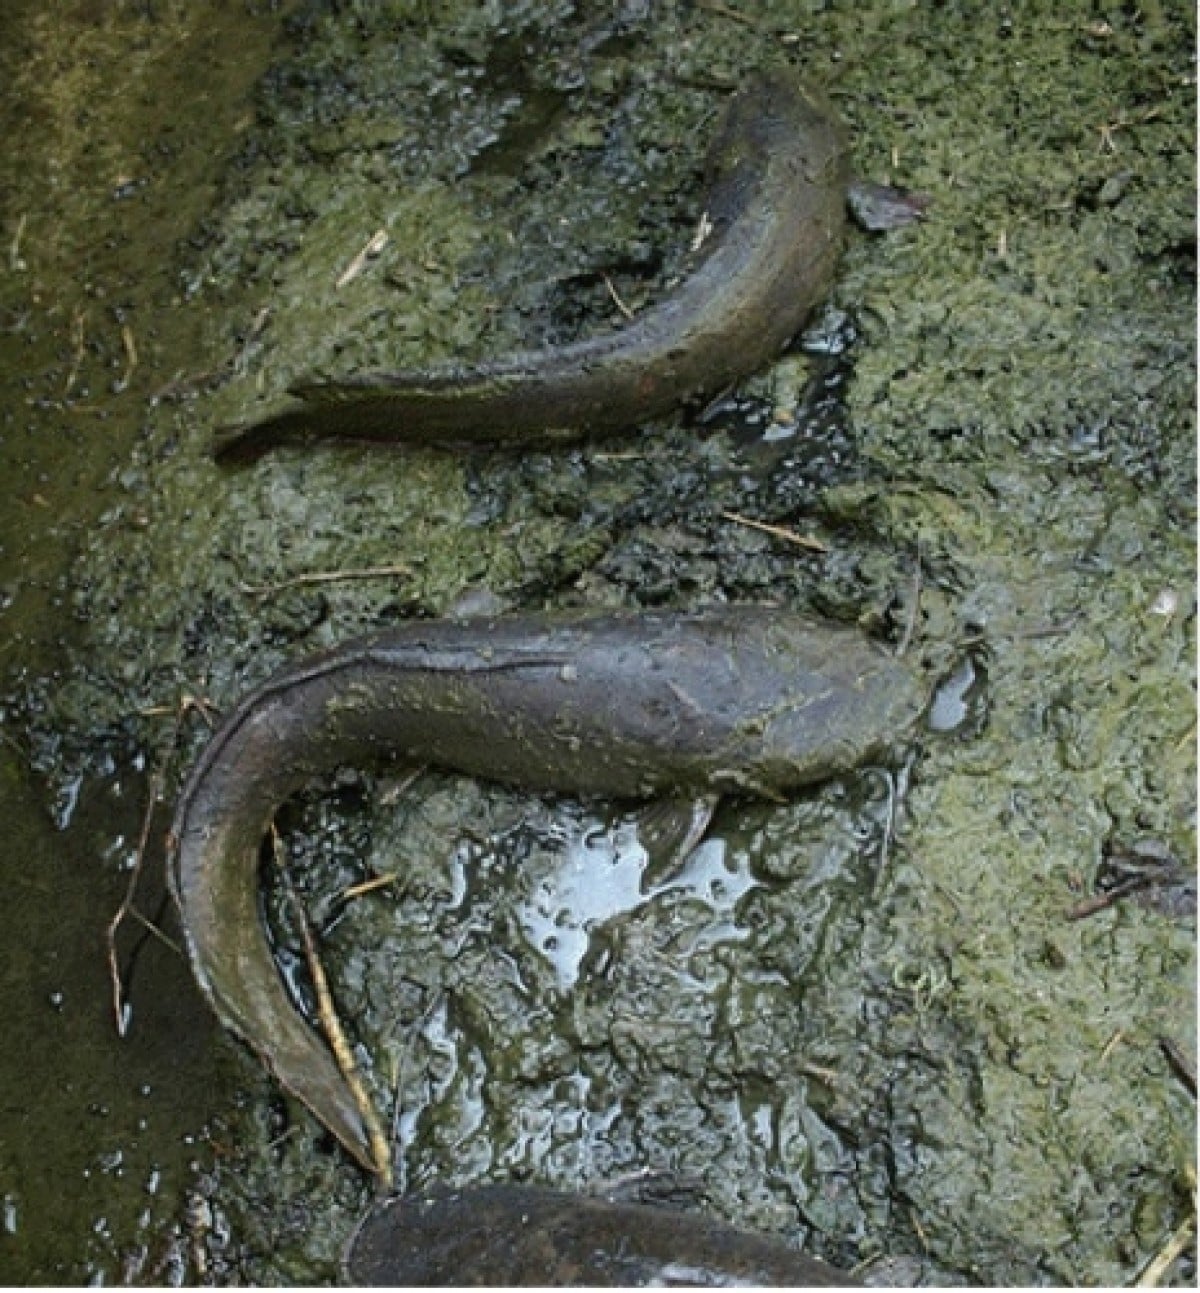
[3, 0, 1194, 1285]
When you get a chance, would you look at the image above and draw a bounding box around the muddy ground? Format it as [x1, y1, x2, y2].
[0, 0, 1193, 1285]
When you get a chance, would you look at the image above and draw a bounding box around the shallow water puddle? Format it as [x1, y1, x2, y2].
[516, 816, 760, 990]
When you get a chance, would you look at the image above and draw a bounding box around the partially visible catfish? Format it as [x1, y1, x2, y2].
[345, 1184, 861, 1287]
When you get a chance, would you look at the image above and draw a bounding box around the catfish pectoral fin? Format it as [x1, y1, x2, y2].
[635, 794, 719, 889]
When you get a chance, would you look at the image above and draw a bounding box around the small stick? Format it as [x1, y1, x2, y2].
[796, 1059, 840, 1086]
[389, 1064, 408, 1186]
[1135, 1214, 1195, 1287]
[896, 545, 923, 657]
[1064, 873, 1155, 921]
[152, 307, 271, 402]
[720, 510, 828, 553]
[336, 228, 389, 289]
[690, 210, 714, 253]
[862, 766, 899, 898]
[342, 873, 399, 901]
[271, 829, 394, 1186]
[115, 323, 138, 392]
[696, 0, 761, 27]
[1158, 1036, 1197, 1098]
[106, 765, 166, 1036]
[1098, 105, 1163, 155]
[9, 213, 27, 270]
[124, 905, 184, 957]
[241, 562, 411, 598]
[1098, 1029, 1125, 1063]
[65, 308, 88, 394]
[602, 273, 636, 321]
[106, 693, 215, 1035]
[138, 692, 219, 724]
[958, 619, 1076, 648]
[387, 991, 444, 1186]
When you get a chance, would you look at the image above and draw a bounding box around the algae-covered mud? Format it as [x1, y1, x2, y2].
[2, 0, 1194, 1286]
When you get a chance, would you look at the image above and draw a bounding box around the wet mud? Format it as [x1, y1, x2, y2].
[0, 0, 1193, 1285]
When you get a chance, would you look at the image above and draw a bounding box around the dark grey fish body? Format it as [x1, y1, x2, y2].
[170, 607, 924, 1171]
[213, 75, 849, 462]
[345, 1185, 861, 1286]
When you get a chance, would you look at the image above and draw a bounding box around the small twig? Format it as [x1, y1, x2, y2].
[1135, 1214, 1195, 1287]
[601, 273, 636, 321]
[10, 213, 27, 270]
[241, 562, 411, 598]
[957, 619, 1076, 648]
[720, 510, 827, 552]
[107, 693, 216, 1035]
[114, 323, 138, 393]
[271, 829, 394, 1186]
[338, 766, 426, 901]
[1097, 105, 1163, 155]
[896, 546, 923, 657]
[1064, 873, 1155, 921]
[1158, 1036, 1197, 1099]
[696, 0, 762, 27]
[388, 990, 444, 1184]
[1099, 1029, 1125, 1063]
[336, 228, 389, 289]
[106, 764, 166, 1037]
[342, 872, 399, 901]
[796, 1059, 840, 1086]
[378, 765, 428, 808]
[65, 307, 88, 395]
[138, 692, 219, 724]
[124, 905, 184, 957]
[690, 210, 715, 253]
[868, 768, 898, 897]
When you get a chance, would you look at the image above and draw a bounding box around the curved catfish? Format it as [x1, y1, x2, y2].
[213, 73, 849, 463]
[170, 607, 924, 1172]
[345, 1184, 861, 1286]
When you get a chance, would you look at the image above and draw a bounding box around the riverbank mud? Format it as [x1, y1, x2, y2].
[1, 0, 1193, 1285]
